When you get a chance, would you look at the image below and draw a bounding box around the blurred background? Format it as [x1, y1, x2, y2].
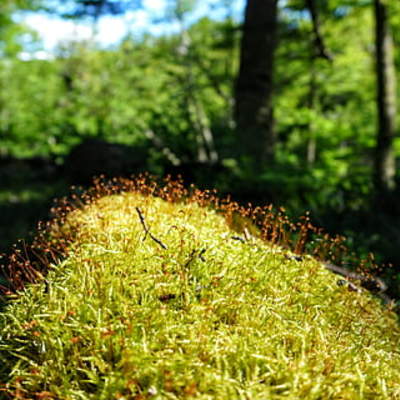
[1, 0, 400, 296]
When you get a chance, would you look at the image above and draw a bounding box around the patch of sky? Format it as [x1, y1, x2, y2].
[16, 0, 245, 60]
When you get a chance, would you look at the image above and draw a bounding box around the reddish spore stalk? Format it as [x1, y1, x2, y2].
[0, 174, 378, 299]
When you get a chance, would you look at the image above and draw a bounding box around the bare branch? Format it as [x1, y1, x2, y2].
[305, 0, 333, 61]
[135, 207, 168, 250]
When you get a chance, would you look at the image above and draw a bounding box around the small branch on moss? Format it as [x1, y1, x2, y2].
[183, 249, 197, 270]
[183, 248, 207, 270]
[324, 262, 387, 294]
[231, 235, 246, 243]
[136, 206, 149, 241]
[198, 249, 206, 262]
[135, 207, 168, 250]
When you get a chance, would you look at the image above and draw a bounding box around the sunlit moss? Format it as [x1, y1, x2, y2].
[0, 178, 399, 399]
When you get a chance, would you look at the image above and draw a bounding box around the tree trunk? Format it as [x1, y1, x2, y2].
[305, 0, 333, 61]
[234, 0, 278, 166]
[177, 25, 218, 164]
[305, 0, 332, 165]
[306, 62, 317, 165]
[374, 0, 397, 196]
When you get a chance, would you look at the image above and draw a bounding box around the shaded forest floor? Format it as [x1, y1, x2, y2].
[0, 179, 68, 255]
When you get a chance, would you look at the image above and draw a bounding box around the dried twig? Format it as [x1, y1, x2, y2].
[324, 262, 387, 294]
[231, 235, 246, 243]
[183, 249, 197, 270]
[198, 248, 206, 262]
[136, 207, 149, 241]
[135, 207, 168, 250]
[183, 248, 206, 270]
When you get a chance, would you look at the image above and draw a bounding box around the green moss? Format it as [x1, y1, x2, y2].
[1, 191, 400, 399]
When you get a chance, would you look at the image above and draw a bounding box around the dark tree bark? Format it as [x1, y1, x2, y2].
[234, 0, 278, 166]
[305, 0, 333, 61]
[304, 0, 332, 165]
[374, 0, 397, 196]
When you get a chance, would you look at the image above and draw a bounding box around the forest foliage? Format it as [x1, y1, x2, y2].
[0, 3, 396, 198]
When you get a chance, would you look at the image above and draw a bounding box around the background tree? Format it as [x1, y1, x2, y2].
[234, 0, 278, 167]
[373, 0, 397, 199]
[164, 0, 218, 164]
[305, 0, 332, 62]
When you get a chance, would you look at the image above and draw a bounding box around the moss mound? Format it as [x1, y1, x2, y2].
[1, 179, 400, 399]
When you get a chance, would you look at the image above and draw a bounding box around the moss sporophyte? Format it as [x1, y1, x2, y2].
[0, 175, 399, 399]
